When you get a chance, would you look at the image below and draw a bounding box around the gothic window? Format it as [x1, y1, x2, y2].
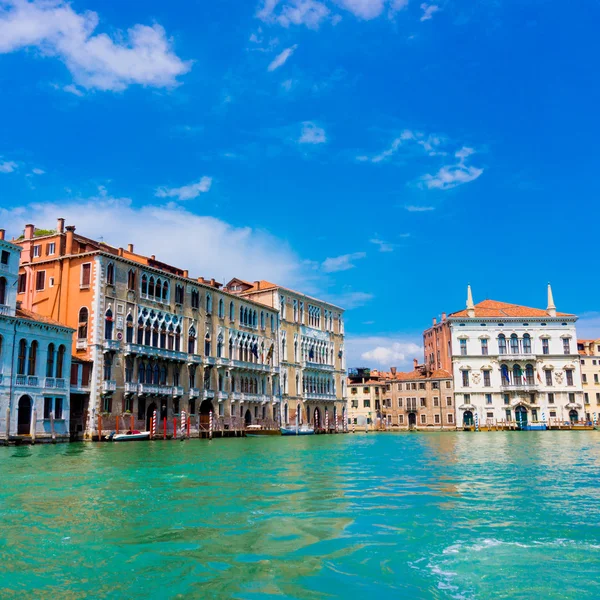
[217, 334, 223, 358]
[206, 293, 212, 314]
[148, 277, 155, 298]
[230, 301, 235, 321]
[78, 307, 88, 339]
[103, 354, 112, 381]
[175, 326, 181, 352]
[162, 281, 169, 301]
[188, 327, 196, 354]
[125, 358, 133, 383]
[141, 274, 148, 296]
[106, 263, 115, 285]
[218, 299, 224, 318]
[46, 343, 55, 377]
[160, 323, 167, 349]
[128, 269, 136, 291]
[191, 289, 199, 309]
[56, 345, 65, 378]
[126, 314, 134, 343]
[205, 334, 211, 356]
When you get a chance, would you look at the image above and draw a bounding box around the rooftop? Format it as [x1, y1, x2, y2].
[450, 299, 574, 319]
[16, 307, 74, 331]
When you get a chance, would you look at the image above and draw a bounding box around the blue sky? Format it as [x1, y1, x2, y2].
[1, 0, 599, 369]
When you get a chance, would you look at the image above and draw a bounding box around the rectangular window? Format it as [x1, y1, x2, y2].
[420, 414, 427, 424]
[397, 383, 402, 391]
[505, 409, 512, 420]
[363, 387, 369, 393]
[550, 410, 556, 418]
[351, 387, 357, 395]
[398, 398, 403, 407]
[462, 370, 469, 387]
[46, 242, 55, 256]
[563, 338, 571, 355]
[596, 392, 600, 404]
[398, 414, 404, 424]
[566, 370, 574, 386]
[363, 399, 370, 408]
[81, 263, 91, 288]
[595, 374, 599, 384]
[445, 381, 451, 389]
[545, 370, 552, 386]
[434, 414, 440, 424]
[35, 270, 45, 291]
[485, 393, 492, 405]
[503, 394, 510, 405]
[446, 396, 452, 406]
[432, 382, 439, 390]
[481, 338, 488, 355]
[433, 397, 439, 407]
[55, 397, 63, 419]
[103, 396, 112, 413]
[464, 393, 471, 404]
[17, 273, 26, 293]
[569, 393, 575, 404]
[447, 413, 454, 423]
[33, 245, 41, 258]
[483, 370, 491, 387]
[0, 250, 9, 264]
[460, 339, 467, 356]
[583, 374, 587, 383]
[419, 382, 426, 390]
[584, 393, 589, 404]
[548, 392, 555, 404]
[420, 397, 426, 407]
[542, 339, 549, 355]
[44, 397, 52, 419]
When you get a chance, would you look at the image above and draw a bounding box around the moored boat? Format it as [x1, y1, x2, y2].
[245, 424, 281, 437]
[281, 424, 315, 436]
[113, 431, 151, 442]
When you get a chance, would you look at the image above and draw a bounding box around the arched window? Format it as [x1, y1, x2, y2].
[160, 323, 167, 349]
[17, 339, 27, 375]
[168, 324, 174, 350]
[498, 334, 507, 355]
[525, 364, 534, 385]
[144, 324, 151, 346]
[125, 357, 134, 383]
[230, 301, 235, 321]
[106, 262, 115, 285]
[240, 305, 244, 322]
[0, 277, 6, 305]
[218, 298, 224, 318]
[228, 337, 233, 358]
[205, 293, 212, 314]
[152, 323, 159, 347]
[162, 281, 169, 301]
[270, 315, 274, 331]
[46, 343, 55, 377]
[510, 334, 519, 354]
[513, 364, 523, 384]
[253, 311, 257, 328]
[103, 354, 112, 381]
[138, 361, 146, 384]
[126, 314, 134, 343]
[145, 363, 153, 383]
[153, 363, 160, 385]
[188, 327, 196, 354]
[160, 365, 167, 385]
[28, 340, 38, 376]
[191, 289, 199, 309]
[174, 326, 181, 352]
[141, 274, 148, 296]
[523, 334, 532, 354]
[205, 334, 211, 356]
[260, 311, 265, 329]
[148, 276, 155, 298]
[137, 318, 144, 344]
[155, 278, 162, 300]
[127, 269, 136, 291]
[56, 345, 65, 378]
[78, 307, 88, 340]
[217, 334, 223, 358]
[105, 308, 114, 340]
[218, 373, 224, 392]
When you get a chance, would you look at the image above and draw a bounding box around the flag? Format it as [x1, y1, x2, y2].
[266, 344, 274, 361]
[537, 370, 542, 383]
[338, 349, 343, 359]
[309, 347, 314, 360]
[501, 365, 510, 384]
[252, 343, 258, 358]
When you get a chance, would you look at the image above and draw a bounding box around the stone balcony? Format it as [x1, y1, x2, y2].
[498, 353, 536, 362]
[304, 392, 337, 401]
[102, 380, 117, 393]
[217, 391, 228, 401]
[138, 383, 173, 396]
[172, 386, 184, 397]
[202, 390, 215, 400]
[124, 382, 139, 394]
[76, 339, 88, 350]
[0, 304, 14, 316]
[15, 375, 39, 387]
[231, 360, 272, 373]
[500, 382, 538, 392]
[43, 377, 67, 389]
[123, 343, 189, 362]
[302, 361, 335, 372]
[103, 339, 121, 352]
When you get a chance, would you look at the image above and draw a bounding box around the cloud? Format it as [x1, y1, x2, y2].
[31, 168, 45, 175]
[370, 238, 395, 252]
[155, 176, 213, 201]
[405, 205, 435, 212]
[299, 121, 327, 144]
[327, 291, 374, 309]
[268, 44, 297, 71]
[575, 312, 600, 340]
[0, 0, 191, 92]
[257, 0, 330, 29]
[0, 194, 309, 287]
[345, 335, 423, 368]
[334, 0, 386, 20]
[321, 251, 366, 272]
[0, 160, 18, 173]
[418, 146, 483, 190]
[360, 129, 446, 163]
[420, 2, 439, 21]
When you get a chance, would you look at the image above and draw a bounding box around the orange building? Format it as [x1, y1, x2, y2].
[422, 313, 452, 371]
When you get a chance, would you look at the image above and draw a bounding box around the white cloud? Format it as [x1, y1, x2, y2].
[405, 205, 435, 212]
[370, 238, 395, 252]
[327, 291, 374, 309]
[334, 0, 386, 20]
[322, 251, 366, 272]
[0, 160, 18, 173]
[418, 146, 483, 190]
[345, 335, 423, 368]
[361, 129, 445, 164]
[299, 121, 327, 144]
[420, 2, 440, 21]
[268, 44, 297, 71]
[257, 0, 330, 29]
[63, 83, 84, 97]
[0, 0, 190, 92]
[0, 194, 308, 287]
[31, 168, 45, 175]
[575, 312, 600, 340]
[155, 176, 213, 201]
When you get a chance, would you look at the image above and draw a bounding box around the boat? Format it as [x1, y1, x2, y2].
[245, 424, 281, 437]
[281, 424, 315, 436]
[522, 423, 547, 431]
[113, 430, 151, 442]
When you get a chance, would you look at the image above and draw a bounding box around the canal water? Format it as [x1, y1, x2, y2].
[1, 432, 599, 599]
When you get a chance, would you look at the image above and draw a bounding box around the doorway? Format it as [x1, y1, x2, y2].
[408, 412, 417, 428]
[463, 410, 474, 427]
[515, 406, 528, 429]
[17, 395, 32, 435]
[146, 402, 157, 432]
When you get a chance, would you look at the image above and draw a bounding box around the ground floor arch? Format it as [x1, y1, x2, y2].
[146, 401, 157, 432]
[515, 406, 528, 428]
[463, 410, 474, 427]
[17, 395, 32, 435]
[244, 409, 252, 426]
[569, 409, 579, 423]
[408, 412, 417, 428]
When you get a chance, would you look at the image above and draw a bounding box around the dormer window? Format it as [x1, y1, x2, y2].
[0, 250, 9, 265]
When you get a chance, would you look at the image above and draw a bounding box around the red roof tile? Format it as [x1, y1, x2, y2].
[16, 307, 74, 330]
[450, 299, 573, 319]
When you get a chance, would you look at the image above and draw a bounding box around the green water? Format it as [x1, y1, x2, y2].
[1, 433, 599, 599]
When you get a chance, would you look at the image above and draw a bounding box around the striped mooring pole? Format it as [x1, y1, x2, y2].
[151, 410, 157, 439]
[209, 410, 213, 440]
[181, 410, 187, 439]
[325, 411, 329, 433]
[474, 412, 479, 432]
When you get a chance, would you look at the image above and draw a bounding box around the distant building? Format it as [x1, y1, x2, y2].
[445, 285, 584, 429]
[226, 279, 346, 431]
[0, 230, 73, 442]
[577, 339, 600, 422]
[423, 313, 452, 372]
[347, 368, 387, 430]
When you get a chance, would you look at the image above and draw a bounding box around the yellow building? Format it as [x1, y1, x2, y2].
[578, 339, 600, 423]
[226, 279, 346, 431]
[347, 370, 387, 431]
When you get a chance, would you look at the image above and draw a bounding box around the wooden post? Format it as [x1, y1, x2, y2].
[151, 410, 157, 439]
[163, 416, 167, 440]
[98, 412, 103, 442]
[130, 413, 134, 433]
[50, 411, 56, 442]
[116, 415, 119, 435]
[31, 408, 37, 443]
[5, 407, 9, 441]
[209, 411, 213, 440]
[187, 415, 191, 438]
[173, 416, 177, 440]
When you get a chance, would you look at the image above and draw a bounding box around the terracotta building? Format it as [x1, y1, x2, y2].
[423, 313, 452, 372]
[13, 220, 282, 439]
[577, 339, 600, 422]
[225, 278, 346, 431]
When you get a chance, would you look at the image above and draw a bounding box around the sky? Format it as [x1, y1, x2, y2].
[1, 0, 599, 370]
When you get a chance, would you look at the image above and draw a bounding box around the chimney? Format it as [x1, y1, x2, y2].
[547, 283, 557, 317]
[118, 248, 124, 257]
[150, 255, 155, 261]
[183, 270, 189, 278]
[442, 312, 447, 321]
[390, 366, 397, 376]
[0, 229, 4, 241]
[198, 277, 205, 284]
[432, 317, 437, 325]
[466, 284, 475, 318]
[413, 358, 418, 370]
[210, 278, 216, 287]
[254, 280, 261, 290]
[127, 244, 134, 253]
[57, 218, 65, 233]
[24, 224, 35, 240]
[65, 225, 75, 255]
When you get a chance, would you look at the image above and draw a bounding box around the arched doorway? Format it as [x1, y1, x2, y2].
[146, 402, 157, 432]
[408, 412, 417, 428]
[17, 395, 32, 435]
[463, 410, 474, 427]
[284, 403, 288, 425]
[569, 409, 579, 423]
[314, 407, 321, 430]
[244, 409, 252, 426]
[200, 399, 214, 429]
[515, 406, 528, 429]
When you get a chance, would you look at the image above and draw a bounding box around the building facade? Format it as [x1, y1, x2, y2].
[14, 221, 281, 439]
[0, 231, 74, 442]
[423, 314, 452, 372]
[347, 369, 387, 430]
[448, 286, 584, 429]
[226, 279, 346, 431]
[577, 339, 600, 423]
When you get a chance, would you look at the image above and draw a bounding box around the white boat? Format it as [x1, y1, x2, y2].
[281, 424, 315, 436]
[113, 431, 151, 442]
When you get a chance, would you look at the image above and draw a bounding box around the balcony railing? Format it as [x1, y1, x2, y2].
[231, 360, 271, 372]
[216, 357, 231, 367]
[102, 380, 117, 393]
[76, 339, 88, 350]
[189, 387, 200, 398]
[15, 375, 39, 387]
[304, 392, 337, 401]
[231, 392, 242, 401]
[202, 390, 215, 400]
[103, 339, 121, 352]
[500, 381, 538, 392]
[498, 352, 535, 361]
[302, 361, 335, 372]
[124, 343, 187, 361]
[188, 354, 203, 364]
[0, 304, 13, 316]
[217, 391, 228, 401]
[43, 377, 67, 389]
[405, 405, 419, 412]
[124, 382, 139, 394]
[172, 386, 184, 397]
